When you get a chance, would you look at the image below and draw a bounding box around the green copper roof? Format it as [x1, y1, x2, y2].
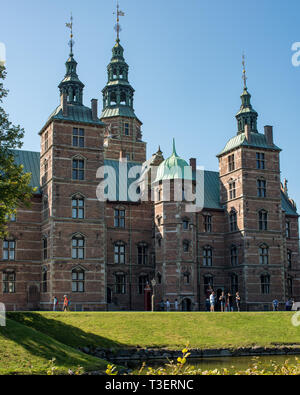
[44, 103, 105, 129]
[101, 106, 138, 120]
[217, 131, 281, 157]
[9, 150, 297, 215]
[11, 150, 41, 192]
[154, 139, 192, 182]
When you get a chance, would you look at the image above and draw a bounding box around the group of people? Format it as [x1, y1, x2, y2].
[207, 291, 241, 312]
[159, 299, 179, 311]
[272, 298, 295, 311]
[53, 295, 70, 312]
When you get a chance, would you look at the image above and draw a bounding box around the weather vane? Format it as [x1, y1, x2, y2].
[242, 53, 247, 89]
[66, 13, 74, 56]
[113, 2, 125, 41]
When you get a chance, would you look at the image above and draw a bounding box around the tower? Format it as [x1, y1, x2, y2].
[217, 57, 285, 310]
[38, 17, 106, 311]
[100, 7, 146, 163]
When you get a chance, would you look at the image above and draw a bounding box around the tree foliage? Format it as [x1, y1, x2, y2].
[0, 65, 35, 237]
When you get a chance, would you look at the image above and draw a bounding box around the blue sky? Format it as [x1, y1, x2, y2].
[2, 0, 300, 206]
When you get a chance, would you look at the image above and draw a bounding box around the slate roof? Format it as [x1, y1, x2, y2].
[10, 150, 298, 215]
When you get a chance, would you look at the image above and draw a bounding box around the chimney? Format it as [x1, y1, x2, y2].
[61, 93, 68, 117]
[189, 158, 196, 172]
[264, 125, 273, 145]
[244, 124, 251, 143]
[91, 99, 98, 121]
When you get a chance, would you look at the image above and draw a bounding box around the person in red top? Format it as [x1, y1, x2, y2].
[63, 295, 69, 312]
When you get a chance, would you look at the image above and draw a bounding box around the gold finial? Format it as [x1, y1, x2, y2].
[242, 53, 247, 89]
[113, 2, 125, 41]
[66, 13, 74, 55]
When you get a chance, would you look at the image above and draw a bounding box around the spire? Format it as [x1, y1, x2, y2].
[114, 2, 125, 43]
[235, 54, 258, 134]
[172, 138, 178, 157]
[58, 14, 84, 106]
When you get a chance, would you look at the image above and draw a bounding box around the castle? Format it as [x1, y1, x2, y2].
[0, 24, 299, 312]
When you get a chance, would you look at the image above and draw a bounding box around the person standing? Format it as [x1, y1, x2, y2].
[53, 296, 58, 312]
[174, 299, 179, 312]
[227, 292, 233, 312]
[272, 299, 279, 311]
[235, 292, 241, 312]
[159, 300, 165, 312]
[219, 291, 226, 312]
[166, 299, 170, 312]
[210, 291, 215, 312]
[63, 295, 69, 312]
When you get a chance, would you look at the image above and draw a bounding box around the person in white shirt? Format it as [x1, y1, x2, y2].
[210, 291, 215, 312]
[166, 299, 170, 312]
[174, 299, 179, 311]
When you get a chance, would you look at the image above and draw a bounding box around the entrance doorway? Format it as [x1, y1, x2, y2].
[181, 298, 192, 311]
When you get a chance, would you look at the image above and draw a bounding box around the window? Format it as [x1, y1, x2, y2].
[72, 197, 85, 219]
[286, 221, 291, 238]
[43, 238, 48, 260]
[259, 245, 269, 265]
[228, 154, 235, 172]
[114, 209, 125, 228]
[183, 219, 189, 230]
[73, 128, 85, 147]
[115, 274, 126, 294]
[229, 210, 237, 232]
[204, 215, 212, 233]
[42, 267, 47, 293]
[137, 243, 148, 265]
[138, 275, 149, 294]
[257, 179, 266, 197]
[157, 272, 162, 284]
[261, 274, 270, 294]
[43, 197, 49, 220]
[72, 268, 85, 292]
[256, 152, 265, 169]
[231, 274, 238, 294]
[44, 160, 48, 183]
[259, 210, 268, 231]
[228, 181, 236, 200]
[287, 250, 292, 269]
[203, 246, 213, 266]
[3, 271, 16, 293]
[72, 159, 85, 180]
[204, 275, 213, 295]
[287, 277, 293, 297]
[231, 245, 238, 266]
[114, 242, 125, 264]
[3, 240, 15, 261]
[72, 236, 85, 259]
[124, 123, 129, 136]
[183, 240, 190, 253]
[183, 272, 190, 284]
[45, 131, 49, 151]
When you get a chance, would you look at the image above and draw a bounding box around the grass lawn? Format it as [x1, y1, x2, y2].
[7, 311, 300, 351]
[0, 318, 108, 375]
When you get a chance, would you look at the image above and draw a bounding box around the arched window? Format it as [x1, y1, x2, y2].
[259, 210, 268, 231]
[137, 243, 148, 265]
[231, 245, 238, 266]
[229, 210, 237, 232]
[120, 92, 126, 105]
[257, 179, 266, 197]
[203, 246, 213, 266]
[3, 240, 16, 261]
[72, 268, 85, 292]
[3, 271, 16, 293]
[72, 235, 85, 259]
[42, 267, 47, 293]
[261, 273, 270, 294]
[72, 196, 85, 219]
[138, 275, 149, 294]
[114, 242, 125, 264]
[110, 92, 117, 105]
[183, 240, 190, 253]
[259, 244, 269, 265]
[204, 275, 214, 296]
[231, 274, 238, 294]
[115, 273, 126, 294]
